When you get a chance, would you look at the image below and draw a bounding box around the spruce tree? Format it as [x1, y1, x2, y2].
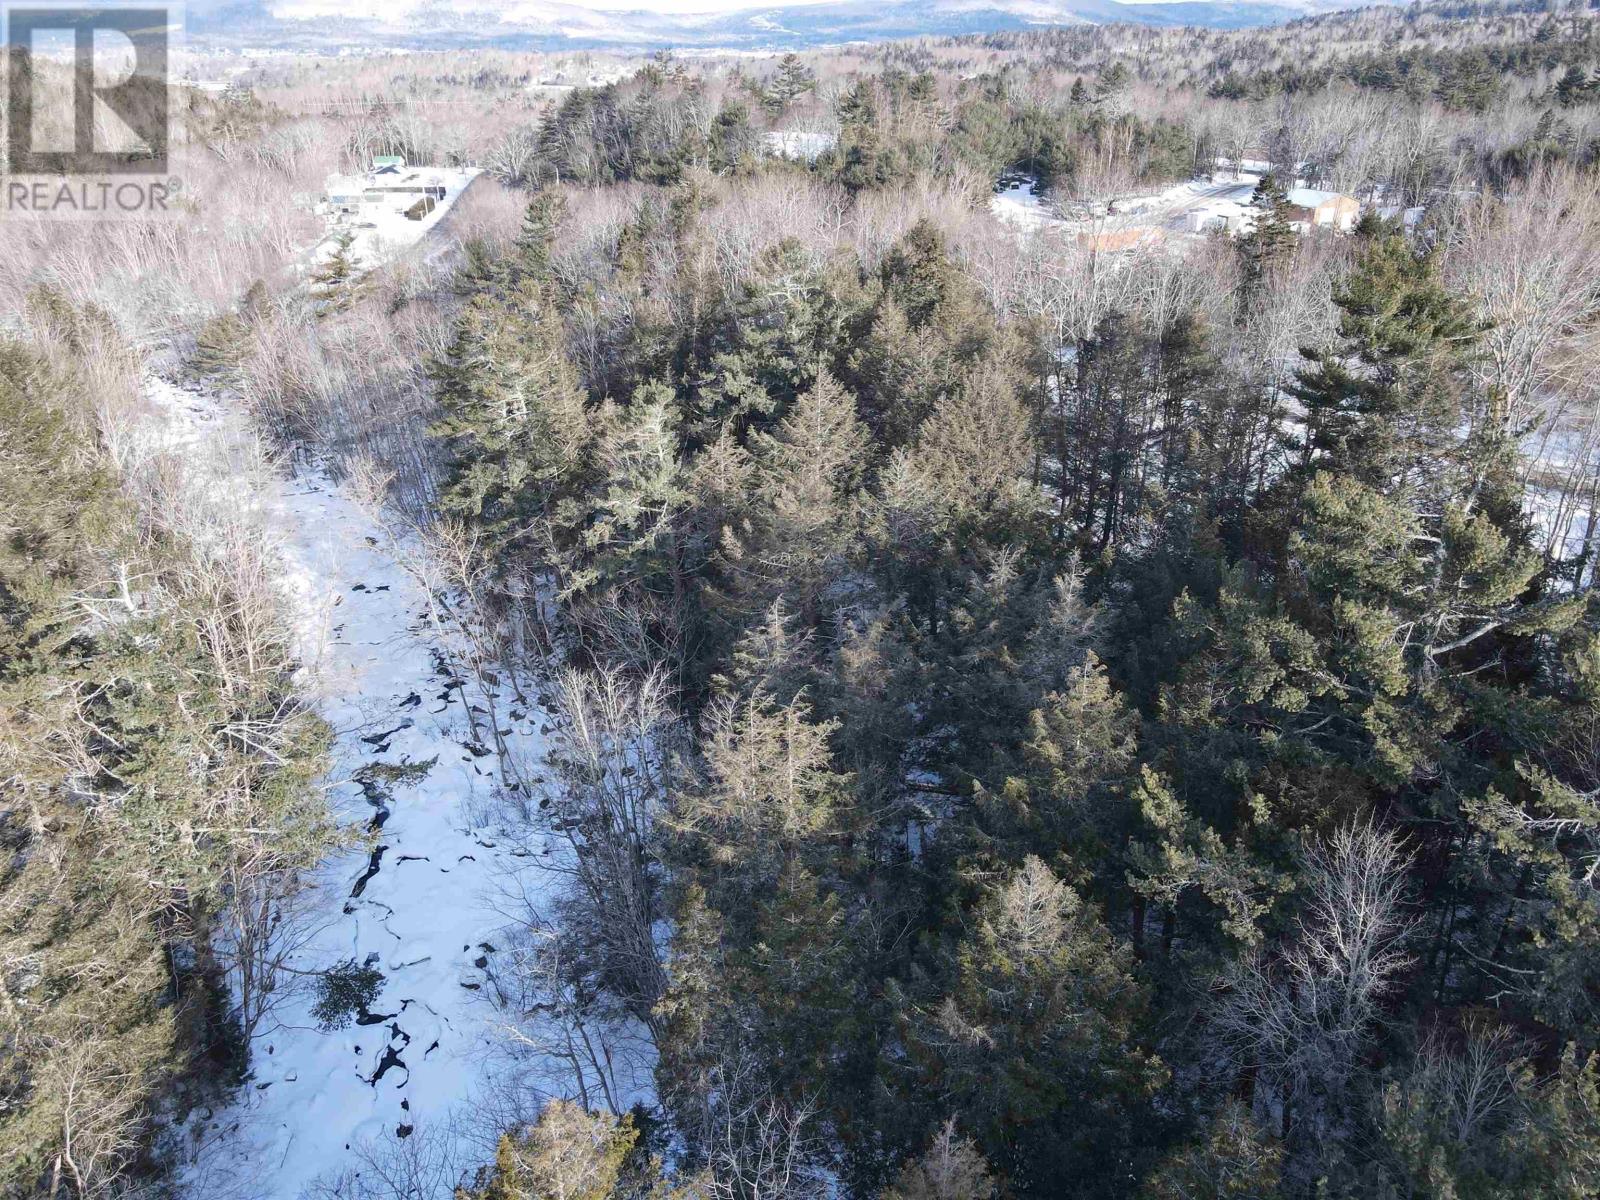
[981, 652, 1140, 869]
[892, 355, 1038, 542]
[1140, 1104, 1282, 1200]
[1287, 233, 1483, 493]
[884, 1121, 999, 1200]
[310, 230, 364, 313]
[898, 857, 1163, 1196]
[1555, 64, 1591, 108]
[731, 370, 870, 625]
[837, 80, 877, 127]
[191, 311, 252, 386]
[1238, 172, 1297, 300]
[510, 185, 566, 284]
[771, 53, 816, 106]
[0, 339, 333, 1191]
[429, 278, 591, 566]
[1098, 61, 1132, 106]
[455, 1101, 641, 1200]
[574, 387, 687, 602]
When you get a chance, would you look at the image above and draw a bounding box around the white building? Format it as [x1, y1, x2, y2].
[1378, 204, 1426, 229]
[1188, 200, 1255, 234]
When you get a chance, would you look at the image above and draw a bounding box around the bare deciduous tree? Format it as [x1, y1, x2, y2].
[1212, 822, 1412, 1175]
[506, 667, 677, 1036]
[694, 1049, 825, 1200]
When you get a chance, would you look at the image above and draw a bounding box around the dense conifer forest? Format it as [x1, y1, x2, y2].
[5, 1, 1600, 1196]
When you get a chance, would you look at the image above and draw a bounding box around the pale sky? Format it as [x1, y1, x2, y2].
[547, 0, 1183, 11]
[555, 0, 1172, 13]
[558, 0, 844, 11]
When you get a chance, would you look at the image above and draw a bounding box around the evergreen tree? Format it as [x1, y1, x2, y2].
[572, 387, 687, 603]
[898, 857, 1164, 1196]
[0, 337, 332, 1194]
[1098, 61, 1133, 108]
[680, 239, 845, 448]
[846, 222, 1005, 446]
[1140, 1104, 1282, 1200]
[979, 652, 1140, 870]
[879, 219, 959, 328]
[456, 1101, 643, 1200]
[310, 230, 364, 313]
[1237, 172, 1297, 300]
[873, 354, 1042, 636]
[1555, 63, 1592, 108]
[729, 370, 870, 625]
[509, 185, 566, 283]
[429, 278, 592, 564]
[191, 310, 252, 385]
[1286, 233, 1483, 493]
[892, 355, 1038, 540]
[710, 99, 760, 172]
[837, 80, 878, 127]
[1372, 1032, 1600, 1199]
[771, 53, 817, 107]
[675, 687, 853, 909]
[883, 1120, 998, 1200]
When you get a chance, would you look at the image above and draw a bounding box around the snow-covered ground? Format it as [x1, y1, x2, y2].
[763, 129, 836, 162]
[315, 168, 481, 281]
[141, 374, 567, 1198]
[989, 172, 1056, 231]
[1105, 178, 1259, 232]
[989, 172, 1260, 238]
[1522, 425, 1598, 576]
[1528, 484, 1594, 565]
[98, 172, 656, 1196]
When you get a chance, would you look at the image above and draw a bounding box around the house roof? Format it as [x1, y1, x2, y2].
[1287, 187, 1353, 208]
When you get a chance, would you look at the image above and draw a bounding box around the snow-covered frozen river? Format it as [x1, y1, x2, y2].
[146, 375, 561, 1198]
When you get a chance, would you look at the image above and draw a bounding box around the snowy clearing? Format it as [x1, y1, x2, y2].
[990, 172, 1261, 238]
[763, 129, 837, 162]
[140, 373, 568, 1199]
[989, 173, 1056, 231]
[314, 167, 482, 281]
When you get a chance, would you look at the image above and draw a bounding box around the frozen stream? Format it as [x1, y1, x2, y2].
[145, 374, 562, 1198]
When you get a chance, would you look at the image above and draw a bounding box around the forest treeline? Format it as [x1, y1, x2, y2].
[418, 155, 1600, 1195]
[0, 299, 333, 1192]
[5, 2, 1600, 1197]
[1205, 24, 1600, 110]
[962, 0, 1599, 88]
[493, 55, 1191, 200]
[476, 3, 1599, 216]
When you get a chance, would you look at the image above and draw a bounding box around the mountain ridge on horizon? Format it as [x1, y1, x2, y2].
[187, 0, 1401, 52]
